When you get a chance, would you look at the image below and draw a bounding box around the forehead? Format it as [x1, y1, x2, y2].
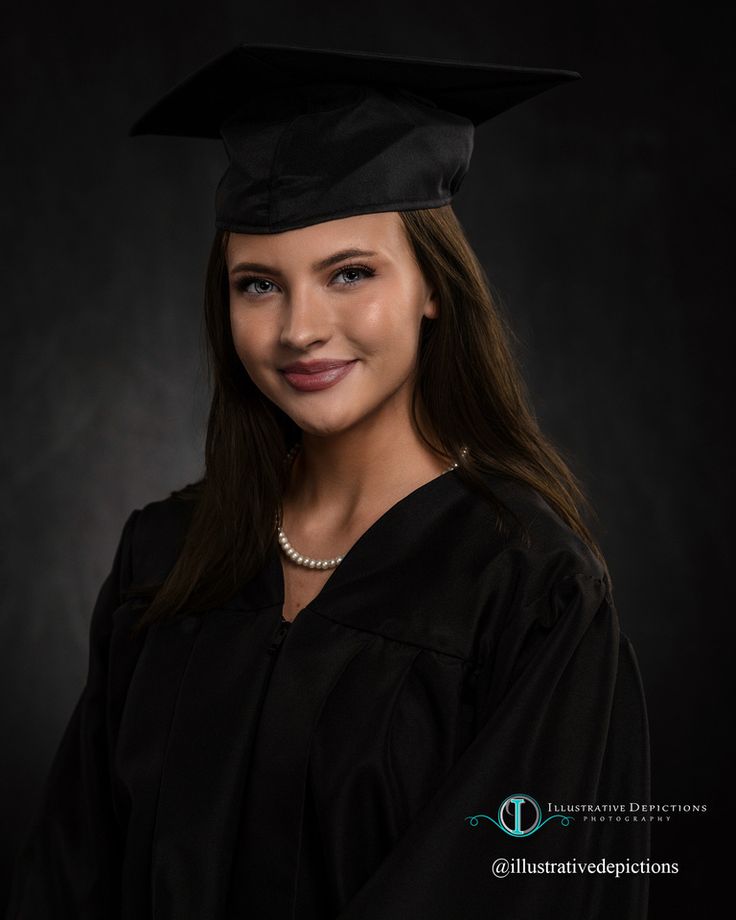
[226, 211, 407, 265]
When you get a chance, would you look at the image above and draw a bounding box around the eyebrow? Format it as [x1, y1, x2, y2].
[229, 248, 379, 277]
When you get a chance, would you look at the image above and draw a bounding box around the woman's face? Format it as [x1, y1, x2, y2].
[227, 211, 437, 438]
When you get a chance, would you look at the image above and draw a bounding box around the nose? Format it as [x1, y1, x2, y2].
[279, 285, 332, 351]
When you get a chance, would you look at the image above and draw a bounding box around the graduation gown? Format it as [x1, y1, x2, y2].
[5, 468, 651, 919]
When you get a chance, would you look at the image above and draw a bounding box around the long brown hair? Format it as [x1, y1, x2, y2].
[128, 205, 609, 633]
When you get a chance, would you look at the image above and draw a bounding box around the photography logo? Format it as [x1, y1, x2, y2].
[466, 794, 573, 838]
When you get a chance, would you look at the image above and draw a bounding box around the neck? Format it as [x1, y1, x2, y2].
[284, 414, 453, 525]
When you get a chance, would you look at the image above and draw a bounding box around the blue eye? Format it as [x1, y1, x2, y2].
[332, 265, 375, 285]
[236, 277, 277, 295]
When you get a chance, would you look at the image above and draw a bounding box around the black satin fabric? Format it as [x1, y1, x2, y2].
[5, 469, 651, 919]
[214, 82, 474, 235]
[127, 43, 579, 235]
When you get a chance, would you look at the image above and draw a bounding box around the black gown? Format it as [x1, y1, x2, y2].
[5, 468, 651, 919]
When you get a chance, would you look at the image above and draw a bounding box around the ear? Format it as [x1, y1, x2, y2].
[423, 286, 439, 320]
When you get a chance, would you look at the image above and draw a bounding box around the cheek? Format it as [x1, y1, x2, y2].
[355, 293, 424, 363]
[230, 310, 272, 366]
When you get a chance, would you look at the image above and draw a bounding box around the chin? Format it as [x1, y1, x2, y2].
[290, 413, 363, 438]
[281, 397, 376, 438]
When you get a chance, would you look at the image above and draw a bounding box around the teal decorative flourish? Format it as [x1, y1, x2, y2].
[465, 812, 574, 837]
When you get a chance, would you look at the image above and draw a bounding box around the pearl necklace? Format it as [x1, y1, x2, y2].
[276, 443, 465, 570]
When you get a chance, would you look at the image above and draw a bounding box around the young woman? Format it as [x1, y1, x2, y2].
[6, 43, 650, 920]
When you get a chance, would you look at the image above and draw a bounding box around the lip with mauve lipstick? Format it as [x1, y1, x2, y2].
[280, 359, 358, 391]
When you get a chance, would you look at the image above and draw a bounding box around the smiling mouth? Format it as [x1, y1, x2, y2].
[280, 360, 358, 392]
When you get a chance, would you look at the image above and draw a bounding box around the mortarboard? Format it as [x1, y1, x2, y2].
[129, 43, 580, 234]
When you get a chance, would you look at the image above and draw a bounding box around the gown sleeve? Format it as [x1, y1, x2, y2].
[336, 572, 651, 920]
[5, 508, 140, 920]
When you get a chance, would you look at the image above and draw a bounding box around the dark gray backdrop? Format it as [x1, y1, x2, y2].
[2, 1, 731, 917]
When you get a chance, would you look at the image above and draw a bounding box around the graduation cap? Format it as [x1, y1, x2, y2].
[129, 43, 580, 234]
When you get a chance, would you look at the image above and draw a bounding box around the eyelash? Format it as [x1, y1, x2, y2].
[233, 263, 376, 296]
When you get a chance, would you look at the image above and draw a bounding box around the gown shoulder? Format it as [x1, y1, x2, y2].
[124, 482, 201, 589]
[474, 467, 608, 581]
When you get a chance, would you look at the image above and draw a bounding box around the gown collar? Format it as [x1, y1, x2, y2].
[220, 467, 472, 620]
